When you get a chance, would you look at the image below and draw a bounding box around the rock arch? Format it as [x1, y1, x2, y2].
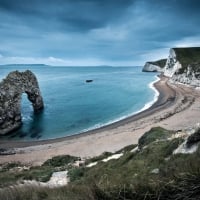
[0, 70, 44, 135]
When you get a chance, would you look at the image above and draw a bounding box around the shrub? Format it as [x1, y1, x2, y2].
[42, 155, 79, 167]
[138, 127, 173, 149]
[85, 151, 113, 165]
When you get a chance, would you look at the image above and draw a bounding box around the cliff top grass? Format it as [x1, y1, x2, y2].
[148, 58, 167, 68]
[173, 47, 200, 73]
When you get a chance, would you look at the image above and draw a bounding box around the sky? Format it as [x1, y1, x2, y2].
[0, 0, 200, 66]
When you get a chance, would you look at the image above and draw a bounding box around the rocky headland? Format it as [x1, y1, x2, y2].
[165, 47, 200, 87]
[143, 47, 200, 87]
[0, 70, 44, 135]
[142, 59, 167, 72]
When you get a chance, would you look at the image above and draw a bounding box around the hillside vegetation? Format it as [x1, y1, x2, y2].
[148, 59, 167, 68]
[174, 47, 200, 74]
[1, 127, 200, 199]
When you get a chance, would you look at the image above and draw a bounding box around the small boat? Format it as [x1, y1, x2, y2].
[86, 80, 93, 83]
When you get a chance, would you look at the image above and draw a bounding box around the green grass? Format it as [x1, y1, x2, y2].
[138, 127, 174, 149]
[173, 47, 200, 74]
[85, 151, 113, 165]
[0, 155, 79, 187]
[65, 128, 182, 191]
[42, 154, 79, 167]
[0, 127, 200, 199]
[148, 59, 167, 68]
[0, 165, 54, 187]
[115, 144, 137, 153]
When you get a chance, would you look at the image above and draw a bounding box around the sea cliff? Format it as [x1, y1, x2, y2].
[164, 47, 200, 87]
[143, 47, 200, 87]
[142, 59, 166, 72]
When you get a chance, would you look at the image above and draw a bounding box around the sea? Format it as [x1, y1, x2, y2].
[0, 65, 158, 141]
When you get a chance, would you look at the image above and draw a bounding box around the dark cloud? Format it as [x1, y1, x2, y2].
[0, 0, 135, 32]
[0, 0, 200, 65]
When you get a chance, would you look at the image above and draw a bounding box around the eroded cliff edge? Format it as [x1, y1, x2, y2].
[143, 47, 200, 87]
[0, 70, 44, 135]
[142, 59, 167, 72]
[164, 47, 200, 87]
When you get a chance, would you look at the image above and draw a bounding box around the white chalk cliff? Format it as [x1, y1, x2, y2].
[143, 47, 200, 87]
[164, 48, 182, 77]
[142, 59, 167, 72]
[163, 48, 200, 87]
[142, 62, 163, 72]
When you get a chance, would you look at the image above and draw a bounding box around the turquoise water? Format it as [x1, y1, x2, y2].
[0, 65, 158, 140]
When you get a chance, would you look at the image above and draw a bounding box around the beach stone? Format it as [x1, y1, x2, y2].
[0, 70, 44, 135]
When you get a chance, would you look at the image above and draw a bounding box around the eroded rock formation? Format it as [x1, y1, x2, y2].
[142, 62, 163, 72]
[0, 70, 44, 135]
[164, 48, 200, 87]
[142, 59, 167, 72]
[143, 47, 200, 87]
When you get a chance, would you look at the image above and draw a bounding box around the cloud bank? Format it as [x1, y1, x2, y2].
[0, 0, 200, 66]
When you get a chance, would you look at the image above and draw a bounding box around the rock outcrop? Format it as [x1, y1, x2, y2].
[170, 63, 200, 87]
[142, 59, 167, 72]
[0, 70, 44, 135]
[143, 47, 200, 87]
[142, 62, 162, 72]
[164, 48, 181, 77]
[164, 47, 200, 87]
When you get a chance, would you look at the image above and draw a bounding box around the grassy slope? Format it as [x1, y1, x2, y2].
[148, 59, 167, 68]
[174, 47, 200, 74]
[1, 127, 200, 200]
[0, 155, 79, 187]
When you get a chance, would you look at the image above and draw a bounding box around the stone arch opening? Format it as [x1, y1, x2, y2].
[21, 93, 33, 123]
[18, 93, 44, 139]
[0, 70, 44, 135]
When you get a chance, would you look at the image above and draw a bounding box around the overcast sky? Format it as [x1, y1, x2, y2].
[0, 0, 200, 66]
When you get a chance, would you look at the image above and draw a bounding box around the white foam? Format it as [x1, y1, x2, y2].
[22, 115, 32, 121]
[140, 75, 160, 112]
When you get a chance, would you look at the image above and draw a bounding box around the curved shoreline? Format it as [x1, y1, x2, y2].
[0, 75, 176, 148]
[1, 74, 200, 165]
[77, 75, 161, 138]
[0, 74, 160, 144]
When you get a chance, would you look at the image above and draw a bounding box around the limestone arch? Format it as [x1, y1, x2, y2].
[0, 70, 44, 135]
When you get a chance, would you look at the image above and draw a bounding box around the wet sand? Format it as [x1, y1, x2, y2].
[0, 75, 200, 165]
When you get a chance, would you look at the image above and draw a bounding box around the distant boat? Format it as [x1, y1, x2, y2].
[86, 80, 93, 83]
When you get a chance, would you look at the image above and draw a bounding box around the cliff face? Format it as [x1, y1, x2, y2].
[170, 63, 200, 87]
[0, 70, 44, 135]
[142, 47, 200, 87]
[164, 48, 182, 77]
[142, 59, 167, 72]
[164, 47, 200, 87]
[142, 62, 163, 72]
